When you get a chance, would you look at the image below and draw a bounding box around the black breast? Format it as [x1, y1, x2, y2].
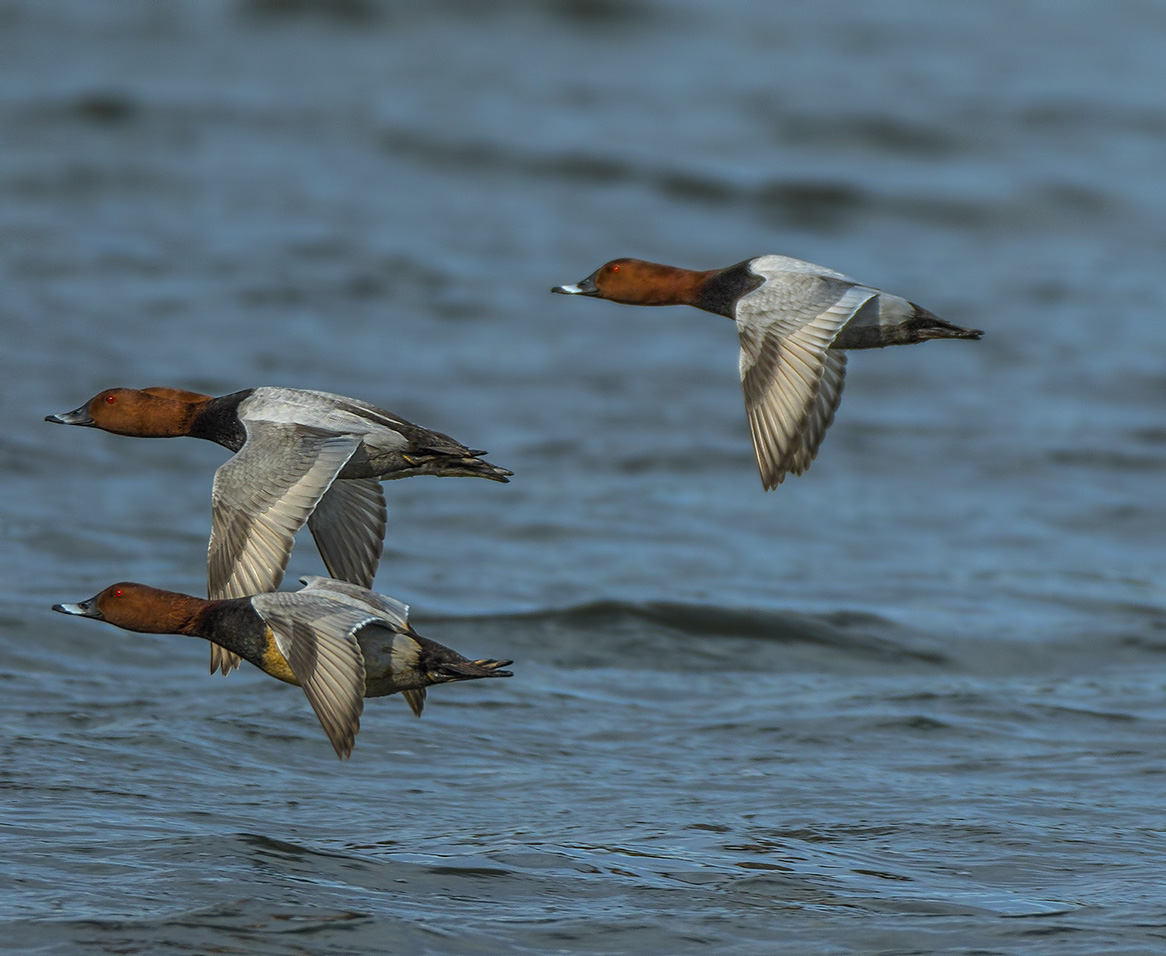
[200, 598, 271, 663]
[189, 389, 252, 452]
[694, 259, 764, 318]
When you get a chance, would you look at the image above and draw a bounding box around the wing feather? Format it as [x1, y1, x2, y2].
[306, 479, 387, 589]
[206, 425, 360, 675]
[252, 591, 377, 758]
[737, 282, 872, 489]
[296, 576, 410, 630]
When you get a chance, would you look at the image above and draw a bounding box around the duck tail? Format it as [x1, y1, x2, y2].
[410, 448, 513, 482]
[458, 456, 514, 483]
[440, 658, 514, 681]
[910, 304, 983, 341]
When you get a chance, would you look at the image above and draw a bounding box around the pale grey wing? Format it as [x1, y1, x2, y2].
[297, 575, 410, 630]
[206, 427, 360, 675]
[252, 592, 376, 759]
[306, 479, 386, 590]
[208, 426, 362, 601]
[794, 351, 847, 475]
[737, 285, 873, 490]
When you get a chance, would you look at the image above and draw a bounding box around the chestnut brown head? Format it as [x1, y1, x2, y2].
[45, 387, 212, 437]
[53, 582, 206, 635]
[552, 258, 711, 307]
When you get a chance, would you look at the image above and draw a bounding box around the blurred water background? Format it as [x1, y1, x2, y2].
[2, 1, 1166, 953]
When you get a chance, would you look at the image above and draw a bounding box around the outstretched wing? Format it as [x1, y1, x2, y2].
[207, 425, 360, 674]
[297, 575, 410, 630]
[306, 479, 387, 590]
[737, 278, 873, 489]
[251, 591, 376, 759]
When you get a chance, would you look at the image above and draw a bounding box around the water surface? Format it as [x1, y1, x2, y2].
[2, 1, 1166, 953]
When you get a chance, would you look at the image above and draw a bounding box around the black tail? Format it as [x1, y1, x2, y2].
[459, 457, 514, 483]
[441, 658, 514, 680]
[912, 304, 983, 341]
[409, 452, 513, 482]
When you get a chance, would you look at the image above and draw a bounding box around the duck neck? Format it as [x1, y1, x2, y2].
[663, 267, 720, 309]
[187, 390, 252, 452]
[177, 599, 219, 637]
[115, 588, 218, 637]
[691, 259, 764, 318]
[615, 264, 721, 310]
[159, 596, 268, 664]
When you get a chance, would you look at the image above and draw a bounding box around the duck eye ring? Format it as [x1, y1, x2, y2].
[105, 395, 116, 404]
[113, 588, 123, 597]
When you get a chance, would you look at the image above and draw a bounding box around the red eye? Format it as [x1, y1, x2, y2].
[611, 264, 621, 274]
[106, 395, 116, 404]
[113, 588, 123, 597]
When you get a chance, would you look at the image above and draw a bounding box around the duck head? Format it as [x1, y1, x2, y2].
[46, 387, 213, 437]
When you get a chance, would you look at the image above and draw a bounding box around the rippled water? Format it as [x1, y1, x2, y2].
[3, 1, 1166, 953]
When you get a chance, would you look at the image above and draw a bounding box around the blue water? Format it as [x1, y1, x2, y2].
[3, 1, 1166, 953]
